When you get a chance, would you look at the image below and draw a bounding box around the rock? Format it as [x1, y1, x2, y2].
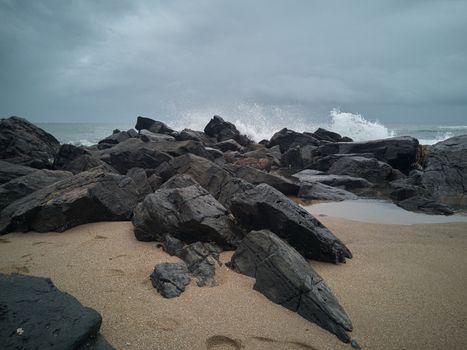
[328, 156, 393, 183]
[163, 234, 185, 256]
[316, 136, 419, 174]
[298, 182, 359, 201]
[217, 177, 255, 209]
[216, 139, 243, 152]
[0, 169, 141, 234]
[421, 135, 467, 208]
[204, 115, 251, 146]
[150, 139, 212, 160]
[126, 167, 152, 198]
[139, 130, 176, 143]
[97, 129, 135, 150]
[54, 144, 116, 174]
[397, 196, 454, 215]
[150, 263, 191, 298]
[0, 273, 113, 349]
[281, 146, 303, 169]
[229, 230, 353, 342]
[314, 128, 349, 142]
[293, 170, 373, 190]
[268, 128, 320, 152]
[230, 183, 352, 263]
[204, 147, 225, 163]
[0, 160, 36, 185]
[176, 129, 214, 145]
[160, 174, 199, 190]
[233, 157, 272, 172]
[0, 116, 60, 169]
[147, 174, 164, 192]
[224, 164, 299, 196]
[179, 242, 222, 286]
[135, 116, 175, 135]
[0, 169, 72, 211]
[99, 138, 172, 174]
[132, 183, 240, 247]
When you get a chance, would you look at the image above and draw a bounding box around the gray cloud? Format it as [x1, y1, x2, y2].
[1, 0, 466, 124]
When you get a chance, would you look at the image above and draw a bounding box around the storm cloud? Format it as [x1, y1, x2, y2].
[1, 0, 466, 123]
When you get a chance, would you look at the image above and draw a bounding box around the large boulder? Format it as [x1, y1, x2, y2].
[328, 156, 393, 183]
[0, 273, 113, 349]
[176, 129, 215, 145]
[313, 128, 351, 142]
[54, 144, 116, 174]
[0, 169, 141, 234]
[150, 263, 191, 298]
[298, 182, 359, 201]
[0, 169, 72, 211]
[268, 128, 320, 153]
[204, 115, 251, 146]
[316, 136, 419, 174]
[229, 230, 353, 342]
[215, 139, 243, 152]
[135, 116, 176, 135]
[132, 183, 240, 247]
[0, 116, 60, 169]
[99, 138, 172, 174]
[293, 170, 373, 190]
[0, 160, 36, 185]
[150, 139, 212, 160]
[421, 135, 467, 208]
[230, 183, 352, 263]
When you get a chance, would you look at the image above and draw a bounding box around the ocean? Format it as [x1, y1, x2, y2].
[37, 110, 467, 147]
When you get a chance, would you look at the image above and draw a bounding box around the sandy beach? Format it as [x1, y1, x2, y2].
[1, 218, 466, 350]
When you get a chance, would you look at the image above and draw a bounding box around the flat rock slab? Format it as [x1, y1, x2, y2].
[0, 273, 113, 349]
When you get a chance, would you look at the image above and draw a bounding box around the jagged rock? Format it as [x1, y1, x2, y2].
[0, 169, 141, 234]
[147, 174, 163, 192]
[0, 116, 60, 169]
[150, 139, 212, 160]
[268, 128, 320, 152]
[54, 144, 116, 174]
[328, 156, 393, 183]
[293, 170, 373, 190]
[132, 183, 240, 247]
[160, 174, 199, 190]
[230, 183, 352, 263]
[309, 153, 377, 172]
[298, 182, 359, 201]
[217, 177, 255, 209]
[135, 116, 176, 135]
[316, 136, 419, 174]
[314, 128, 350, 142]
[204, 115, 251, 146]
[216, 139, 243, 152]
[126, 167, 152, 198]
[229, 230, 353, 342]
[0, 273, 114, 349]
[99, 138, 172, 174]
[139, 130, 176, 143]
[0, 160, 36, 185]
[281, 146, 303, 169]
[233, 157, 272, 172]
[397, 196, 454, 215]
[150, 263, 191, 298]
[0, 169, 72, 211]
[163, 234, 185, 256]
[97, 129, 136, 150]
[224, 164, 299, 195]
[179, 242, 222, 286]
[176, 129, 214, 145]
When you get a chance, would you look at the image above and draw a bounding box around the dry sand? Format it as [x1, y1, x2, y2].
[1, 218, 466, 350]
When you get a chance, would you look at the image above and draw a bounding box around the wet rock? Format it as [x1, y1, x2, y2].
[328, 156, 393, 183]
[204, 115, 251, 146]
[293, 170, 373, 190]
[0, 116, 60, 169]
[135, 116, 176, 135]
[229, 230, 353, 342]
[0, 160, 36, 185]
[0, 273, 113, 349]
[268, 128, 320, 153]
[314, 128, 350, 142]
[230, 183, 352, 263]
[298, 182, 359, 201]
[0, 169, 141, 234]
[150, 263, 191, 298]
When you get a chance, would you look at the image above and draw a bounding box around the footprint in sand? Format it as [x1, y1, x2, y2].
[0, 238, 10, 244]
[248, 336, 317, 350]
[146, 318, 180, 332]
[32, 241, 53, 246]
[94, 235, 108, 240]
[206, 335, 244, 350]
[107, 268, 125, 277]
[109, 254, 129, 260]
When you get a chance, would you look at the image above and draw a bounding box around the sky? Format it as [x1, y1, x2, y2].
[1, 0, 466, 124]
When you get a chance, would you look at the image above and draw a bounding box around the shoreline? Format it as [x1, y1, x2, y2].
[1, 218, 466, 349]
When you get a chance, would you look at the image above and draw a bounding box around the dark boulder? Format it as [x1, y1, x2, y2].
[0, 160, 36, 185]
[0, 273, 114, 349]
[150, 263, 191, 298]
[0, 116, 60, 169]
[281, 146, 303, 169]
[268, 128, 320, 153]
[132, 183, 240, 247]
[135, 116, 176, 135]
[314, 128, 350, 142]
[54, 144, 116, 174]
[179, 242, 222, 286]
[176, 129, 214, 145]
[139, 130, 175, 143]
[150, 139, 213, 160]
[204, 115, 251, 146]
[162, 234, 185, 256]
[293, 170, 373, 190]
[126, 167, 153, 199]
[215, 139, 243, 152]
[397, 196, 454, 215]
[233, 157, 273, 172]
[229, 230, 353, 342]
[159, 174, 199, 190]
[328, 156, 393, 183]
[0, 169, 72, 211]
[217, 177, 255, 209]
[0, 169, 141, 234]
[97, 129, 136, 150]
[230, 183, 352, 263]
[298, 182, 358, 201]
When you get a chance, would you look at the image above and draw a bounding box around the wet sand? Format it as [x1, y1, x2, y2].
[1, 218, 466, 350]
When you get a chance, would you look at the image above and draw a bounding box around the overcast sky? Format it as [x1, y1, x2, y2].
[1, 0, 466, 124]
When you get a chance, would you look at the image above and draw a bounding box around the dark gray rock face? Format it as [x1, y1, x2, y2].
[224, 164, 299, 195]
[126, 167, 153, 199]
[216, 139, 243, 152]
[150, 263, 191, 298]
[316, 136, 419, 174]
[0, 169, 72, 211]
[0, 160, 36, 185]
[54, 144, 116, 174]
[268, 128, 320, 153]
[204, 115, 251, 146]
[0, 116, 60, 169]
[150, 139, 212, 160]
[328, 156, 393, 183]
[217, 177, 255, 209]
[229, 230, 353, 342]
[135, 116, 176, 135]
[397, 196, 454, 215]
[314, 128, 350, 142]
[0, 273, 114, 349]
[97, 129, 136, 150]
[163, 234, 185, 256]
[281, 146, 303, 169]
[132, 183, 239, 247]
[298, 182, 359, 201]
[421, 135, 467, 208]
[230, 183, 352, 263]
[0, 169, 141, 234]
[179, 242, 222, 286]
[160, 174, 199, 190]
[99, 138, 172, 174]
[139, 130, 175, 143]
[293, 170, 373, 190]
[176, 129, 214, 145]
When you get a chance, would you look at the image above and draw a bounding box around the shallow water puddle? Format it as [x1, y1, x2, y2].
[304, 199, 467, 225]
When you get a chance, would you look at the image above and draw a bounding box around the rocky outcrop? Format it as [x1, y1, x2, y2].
[0, 169, 141, 234]
[0, 273, 113, 349]
[54, 144, 116, 174]
[313, 128, 351, 143]
[230, 183, 352, 263]
[293, 170, 373, 190]
[150, 263, 191, 298]
[268, 128, 320, 153]
[229, 230, 353, 342]
[397, 196, 454, 215]
[135, 116, 176, 135]
[0, 160, 36, 185]
[0, 116, 60, 169]
[204, 115, 251, 146]
[97, 129, 137, 149]
[0, 169, 72, 211]
[216, 139, 243, 152]
[328, 156, 393, 183]
[298, 182, 358, 201]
